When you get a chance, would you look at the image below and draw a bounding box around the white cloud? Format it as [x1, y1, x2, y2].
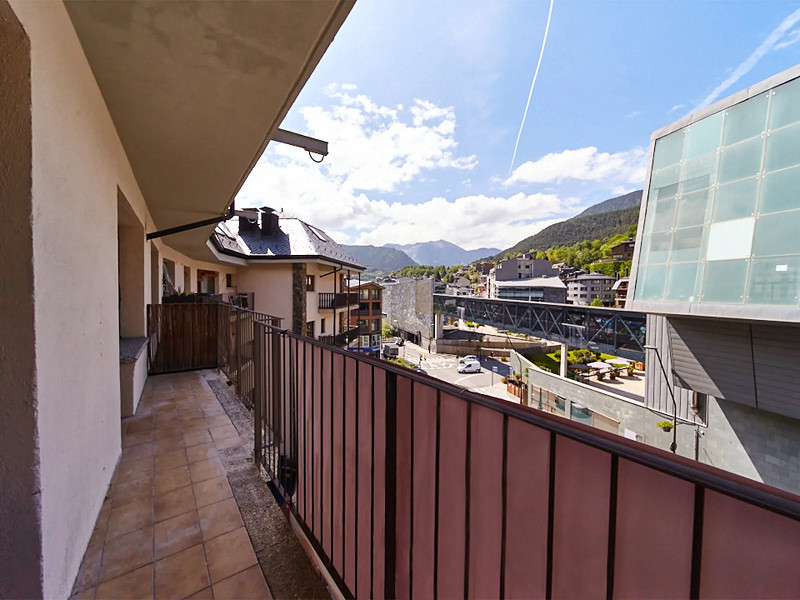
[694, 8, 800, 110]
[504, 146, 647, 187]
[668, 104, 685, 113]
[237, 85, 579, 250]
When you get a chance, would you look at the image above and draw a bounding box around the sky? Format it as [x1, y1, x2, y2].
[236, 0, 800, 251]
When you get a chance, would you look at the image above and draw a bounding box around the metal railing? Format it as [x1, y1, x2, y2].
[252, 320, 800, 599]
[318, 327, 358, 347]
[217, 305, 282, 409]
[318, 292, 359, 310]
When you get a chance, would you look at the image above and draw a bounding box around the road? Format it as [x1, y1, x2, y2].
[387, 339, 520, 403]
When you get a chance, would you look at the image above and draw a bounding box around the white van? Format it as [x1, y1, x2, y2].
[457, 359, 481, 374]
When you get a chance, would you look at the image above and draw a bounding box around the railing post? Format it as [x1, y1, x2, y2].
[253, 320, 264, 465]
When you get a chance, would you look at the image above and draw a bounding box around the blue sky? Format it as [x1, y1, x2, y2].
[237, 0, 800, 251]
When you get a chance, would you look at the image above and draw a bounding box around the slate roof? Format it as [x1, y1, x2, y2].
[213, 216, 363, 270]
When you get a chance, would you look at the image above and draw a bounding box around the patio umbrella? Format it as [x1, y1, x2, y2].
[605, 357, 631, 365]
[587, 361, 611, 371]
[569, 363, 590, 371]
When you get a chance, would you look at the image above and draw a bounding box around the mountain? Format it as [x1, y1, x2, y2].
[494, 206, 640, 259]
[385, 240, 500, 266]
[343, 245, 417, 278]
[576, 189, 642, 217]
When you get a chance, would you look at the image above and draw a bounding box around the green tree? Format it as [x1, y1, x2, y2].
[590, 298, 604, 307]
[382, 322, 396, 338]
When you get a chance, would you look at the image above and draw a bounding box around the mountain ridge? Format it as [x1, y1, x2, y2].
[385, 240, 500, 266]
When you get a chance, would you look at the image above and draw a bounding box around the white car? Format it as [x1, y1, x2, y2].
[459, 355, 478, 363]
[457, 359, 481, 374]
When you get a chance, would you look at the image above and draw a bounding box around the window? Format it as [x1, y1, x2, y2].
[358, 320, 368, 331]
[306, 275, 315, 291]
[372, 289, 380, 300]
[226, 273, 233, 288]
[693, 392, 708, 423]
[371, 320, 380, 332]
[320, 318, 326, 334]
[360, 289, 369, 300]
[306, 321, 315, 337]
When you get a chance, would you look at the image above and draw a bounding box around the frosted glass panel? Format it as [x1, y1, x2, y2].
[769, 77, 800, 130]
[760, 166, 800, 214]
[650, 165, 681, 194]
[702, 259, 747, 303]
[685, 113, 723, 159]
[722, 92, 768, 146]
[764, 122, 800, 172]
[712, 178, 758, 222]
[706, 217, 754, 260]
[652, 130, 685, 170]
[752, 211, 800, 257]
[671, 226, 704, 262]
[718, 137, 763, 184]
[747, 256, 800, 305]
[666, 262, 701, 301]
[680, 153, 717, 193]
[637, 264, 667, 300]
[676, 189, 712, 228]
[645, 231, 672, 264]
[650, 197, 676, 232]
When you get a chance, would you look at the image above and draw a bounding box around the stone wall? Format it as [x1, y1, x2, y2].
[383, 277, 434, 345]
[292, 263, 307, 335]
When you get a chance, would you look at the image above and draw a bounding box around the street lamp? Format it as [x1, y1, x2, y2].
[644, 344, 677, 453]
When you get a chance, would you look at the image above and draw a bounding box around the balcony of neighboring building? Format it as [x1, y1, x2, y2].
[317, 292, 359, 311]
[351, 300, 382, 317]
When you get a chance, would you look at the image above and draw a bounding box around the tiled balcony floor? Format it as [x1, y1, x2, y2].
[70, 372, 272, 600]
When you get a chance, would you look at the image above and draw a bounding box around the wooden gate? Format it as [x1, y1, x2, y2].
[147, 303, 221, 373]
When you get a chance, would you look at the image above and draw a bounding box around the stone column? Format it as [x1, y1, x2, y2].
[560, 343, 568, 378]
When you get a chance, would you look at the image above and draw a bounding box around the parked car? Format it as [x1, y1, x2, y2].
[459, 355, 478, 364]
[382, 344, 399, 358]
[395, 337, 405, 346]
[412, 366, 427, 375]
[457, 359, 481, 374]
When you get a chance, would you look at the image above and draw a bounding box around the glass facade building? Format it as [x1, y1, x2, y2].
[632, 71, 800, 314]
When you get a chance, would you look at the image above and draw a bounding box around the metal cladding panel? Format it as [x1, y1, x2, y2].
[344, 356, 358, 592]
[436, 393, 468, 598]
[332, 353, 345, 577]
[613, 459, 694, 599]
[504, 419, 550, 599]
[394, 376, 413, 600]
[645, 314, 694, 419]
[751, 324, 800, 419]
[551, 435, 611, 600]
[312, 345, 324, 541]
[700, 490, 800, 598]
[356, 361, 373, 599]
[411, 383, 437, 600]
[668, 317, 756, 405]
[321, 349, 332, 554]
[468, 404, 504, 600]
[372, 368, 387, 599]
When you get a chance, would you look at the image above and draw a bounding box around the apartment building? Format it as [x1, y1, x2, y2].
[212, 210, 363, 346]
[566, 272, 617, 305]
[349, 280, 384, 355]
[629, 64, 800, 494]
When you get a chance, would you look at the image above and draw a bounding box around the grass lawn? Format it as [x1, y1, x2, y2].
[531, 350, 618, 374]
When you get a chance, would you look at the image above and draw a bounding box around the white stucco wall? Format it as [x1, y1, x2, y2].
[236, 263, 294, 323]
[11, 2, 156, 596]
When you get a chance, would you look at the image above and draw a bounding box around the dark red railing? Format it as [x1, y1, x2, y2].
[318, 292, 359, 310]
[252, 321, 800, 599]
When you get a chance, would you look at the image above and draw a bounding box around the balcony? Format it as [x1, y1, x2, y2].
[318, 292, 359, 310]
[318, 326, 358, 347]
[99, 303, 800, 598]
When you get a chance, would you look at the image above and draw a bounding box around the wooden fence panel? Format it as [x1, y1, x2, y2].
[147, 303, 220, 374]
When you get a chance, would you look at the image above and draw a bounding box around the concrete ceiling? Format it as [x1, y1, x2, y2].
[65, 0, 353, 261]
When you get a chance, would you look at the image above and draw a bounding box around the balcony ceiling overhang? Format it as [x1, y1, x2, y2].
[65, 0, 353, 260]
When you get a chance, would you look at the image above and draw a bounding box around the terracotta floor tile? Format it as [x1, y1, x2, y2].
[122, 431, 154, 448]
[106, 497, 153, 539]
[94, 564, 153, 599]
[186, 443, 217, 464]
[184, 430, 213, 448]
[154, 448, 187, 472]
[112, 476, 153, 508]
[189, 457, 226, 484]
[212, 565, 271, 600]
[153, 436, 185, 455]
[124, 417, 154, 435]
[155, 465, 191, 496]
[99, 526, 153, 583]
[209, 425, 238, 441]
[197, 497, 244, 542]
[192, 476, 233, 508]
[203, 527, 258, 583]
[72, 540, 103, 593]
[154, 510, 203, 560]
[153, 426, 184, 441]
[185, 586, 214, 599]
[116, 456, 154, 485]
[154, 543, 210, 599]
[214, 435, 247, 451]
[182, 418, 209, 433]
[69, 586, 96, 600]
[154, 485, 196, 523]
[120, 442, 154, 461]
[204, 414, 231, 428]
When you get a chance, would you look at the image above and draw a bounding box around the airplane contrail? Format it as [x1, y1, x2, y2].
[509, 0, 555, 177]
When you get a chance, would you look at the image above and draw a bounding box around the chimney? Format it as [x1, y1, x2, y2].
[260, 206, 279, 237]
[238, 208, 260, 234]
